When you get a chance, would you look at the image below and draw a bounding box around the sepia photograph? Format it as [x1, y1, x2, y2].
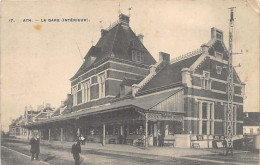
[1, 0, 259, 164]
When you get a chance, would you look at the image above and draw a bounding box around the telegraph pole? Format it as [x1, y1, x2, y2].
[226, 7, 236, 156]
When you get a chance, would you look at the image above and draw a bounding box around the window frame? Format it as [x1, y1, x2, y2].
[72, 86, 78, 106]
[216, 65, 222, 74]
[201, 71, 211, 90]
[83, 80, 91, 103]
[98, 72, 106, 99]
[132, 50, 143, 63]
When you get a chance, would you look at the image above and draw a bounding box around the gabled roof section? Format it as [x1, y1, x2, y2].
[27, 87, 184, 126]
[207, 39, 229, 61]
[139, 54, 201, 92]
[71, 17, 156, 80]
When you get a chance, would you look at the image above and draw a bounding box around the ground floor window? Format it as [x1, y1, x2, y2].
[202, 121, 207, 134]
[167, 121, 183, 135]
[106, 124, 113, 135]
[129, 121, 144, 135]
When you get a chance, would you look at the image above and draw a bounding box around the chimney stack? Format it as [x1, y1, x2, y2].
[159, 52, 170, 64]
[101, 29, 108, 37]
[137, 34, 144, 43]
[119, 13, 130, 27]
[201, 44, 209, 55]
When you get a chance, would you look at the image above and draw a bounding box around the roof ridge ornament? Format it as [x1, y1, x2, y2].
[118, 2, 121, 15]
[170, 48, 202, 64]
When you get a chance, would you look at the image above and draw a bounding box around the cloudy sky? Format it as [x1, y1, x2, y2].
[1, 0, 259, 132]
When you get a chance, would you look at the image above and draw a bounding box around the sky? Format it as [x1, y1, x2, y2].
[1, 0, 259, 132]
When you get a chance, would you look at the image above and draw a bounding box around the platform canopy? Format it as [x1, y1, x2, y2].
[25, 87, 185, 128]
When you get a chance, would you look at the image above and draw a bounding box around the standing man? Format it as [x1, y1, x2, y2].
[71, 140, 81, 165]
[29, 133, 40, 161]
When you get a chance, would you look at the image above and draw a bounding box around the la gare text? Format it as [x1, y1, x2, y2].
[22, 18, 90, 22]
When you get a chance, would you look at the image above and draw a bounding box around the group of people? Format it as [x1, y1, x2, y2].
[29, 133, 84, 165]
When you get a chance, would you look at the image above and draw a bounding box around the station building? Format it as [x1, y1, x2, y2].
[25, 14, 245, 148]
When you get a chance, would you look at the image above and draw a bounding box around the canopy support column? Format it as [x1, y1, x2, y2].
[48, 128, 51, 141]
[145, 117, 148, 148]
[102, 123, 106, 146]
[61, 128, 63, 142]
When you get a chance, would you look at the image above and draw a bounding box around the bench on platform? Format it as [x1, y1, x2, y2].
[126, 139, 133, 145]
[164, 139, 175, 147]
[192, 143, 200, 149]
[135, 138, 144, 146]
[108, 138, 117, 144]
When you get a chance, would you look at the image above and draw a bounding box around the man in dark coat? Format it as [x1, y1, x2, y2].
[71, 140, 81, 165]
[29, 133, 40, 161]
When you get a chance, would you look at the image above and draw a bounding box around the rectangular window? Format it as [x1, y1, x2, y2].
[72, 87, 78, 106]
[98, 72, 106, 98]
[130, 40, 135, 47]
[250, 128, 253, 134]
[202, 121, 207, 134]
[132, 50, 143, 63]
[201, 71, 211, 90]
[77, 83, 82, 104]
[202, 103, 207, 119]
[83, 80, 91, 103]
[216, 65, 222, 74]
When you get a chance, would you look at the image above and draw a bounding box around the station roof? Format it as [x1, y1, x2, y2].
[25, 87, 184, 127]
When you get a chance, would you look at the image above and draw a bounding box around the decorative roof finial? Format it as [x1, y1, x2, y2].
[91, 38, 94, 46]
[128, 7, 132, 17]
[118, 2, 121, 15]
[99, 20, 103, 29]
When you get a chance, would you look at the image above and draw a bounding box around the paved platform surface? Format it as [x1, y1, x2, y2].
[1, 146, 49, 165]
[2, 138, 259, 165]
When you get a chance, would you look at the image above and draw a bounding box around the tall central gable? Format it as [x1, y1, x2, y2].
[71, 14, 156, 81]
[207, 27, 229, 61]
[112, 24, 156, 65]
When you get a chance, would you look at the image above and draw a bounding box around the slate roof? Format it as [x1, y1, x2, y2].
[121, 78, 143, 86]
[71, 22, 156, 80]
[140, 54, 201, 92]
[27, 87, 184, 126]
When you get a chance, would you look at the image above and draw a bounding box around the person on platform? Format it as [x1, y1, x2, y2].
[71, 140, 81, 165]
[29, 133, 40, 161]
[223, 137, 227, 148]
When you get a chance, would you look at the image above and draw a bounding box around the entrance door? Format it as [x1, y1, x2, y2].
[158, 121, 165, 146]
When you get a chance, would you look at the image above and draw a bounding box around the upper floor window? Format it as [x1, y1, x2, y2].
[130, 40, 135, 47]
[78, 83, 82, 90]
[77, 83, 83, 104]
[98, 72, 106, 98]
[83, 80, 91, 103]
[132, 50, 143, 63]
[216, 65, 222, 74]
[72, 86, 78, 106]
[201, 71, 211, 90]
